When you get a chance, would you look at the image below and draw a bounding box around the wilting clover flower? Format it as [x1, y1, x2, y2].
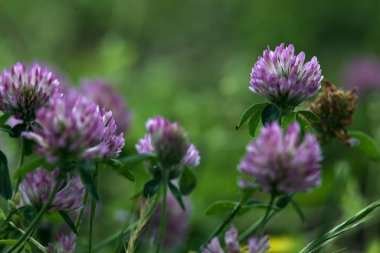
[19, 168, 84, 212]
[309, 81, 357, 145]
[144, 193, 190, 248]
[23, 92, 125, 162]
[48, 233, 76, 253]
[202, 226, 269, 253]
[250, 43, 323, 112]
[0, 63, 59, 123]
[81, 80, 132, 133]
[343, 57, 380, 92]
[238, 122, 322, 194]
[136, 116, 200, 168]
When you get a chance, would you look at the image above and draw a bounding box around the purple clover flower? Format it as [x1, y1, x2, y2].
[202, 226, 269, 253]
[238, 122, 322, 194]
[19, 168, 84, 212]
[343, 57, 380, 92]
[81, 80, 132, 133]
[48, 233, 76, 253]
[23, 92, 125, 162]
[136, 116, 200, 168]
[250, 43, 323, 110]
[0, 63, 59, 123]
[146, 193, 190, 248]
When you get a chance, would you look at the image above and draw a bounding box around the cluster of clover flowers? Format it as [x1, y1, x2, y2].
[0, 43, 376, 253]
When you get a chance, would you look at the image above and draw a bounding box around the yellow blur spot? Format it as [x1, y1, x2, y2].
[240, 236, 296, 253]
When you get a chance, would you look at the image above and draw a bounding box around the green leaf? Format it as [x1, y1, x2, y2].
[78, 162, 99, 201]
[236, 103, 268, 130]
[300, 199, 380, 253]
[115, 166, 135, 181]
[120, 153, 156, 164]
[0, 114, 10, 126]
[261, 104, 280, 126]
[282, 112, 296, 129]
[290, 199, 305, 223]
[103, 158, 123, 168]
[276, 195, 292, 209]
[348, 131, 380, 162]
[204, 200, 273, 216]
[298, 110, 320, 123]
[9, 123, 27, 138]
[296, 112, 312, 133]
[168, 182, 185, 210]
[0, 150, 12, 200]
[13, 158, 46, 178]
[143, 178, 161, 198]
[248, 109, 263, 137]
[59, 211, 78, 234]
[179, 167, 197, 195]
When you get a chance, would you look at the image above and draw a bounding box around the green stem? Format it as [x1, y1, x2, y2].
[89, 166, 99, 253]
[8, 222, 46, 253]
[15, 138, 25, 191]
[6, 178, 62, 253]
[93, 193, 160, 252]
[239, 194, 276, 242]
[155, 171, 169, 253]
[239, 211, 277, 243]
[75, 189, 88, 231]
[201, 197, 246, 248]
[258, 194, 276, 235]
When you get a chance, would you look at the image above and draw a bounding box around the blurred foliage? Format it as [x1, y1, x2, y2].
[1, 0, 380, 252]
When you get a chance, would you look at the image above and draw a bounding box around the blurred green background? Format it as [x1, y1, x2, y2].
[1, 0, 380, 252]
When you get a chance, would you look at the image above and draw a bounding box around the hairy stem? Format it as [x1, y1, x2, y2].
[155, 170, 169, 253]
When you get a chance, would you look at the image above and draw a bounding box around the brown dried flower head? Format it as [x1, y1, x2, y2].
[308, 80, 357, 145]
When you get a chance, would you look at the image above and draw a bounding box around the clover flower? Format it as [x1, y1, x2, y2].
[81, 80, 132, 133]
[309, 81, 357, 145]
[145, 193, 190, 248]
[0, 63, 59, 123]
[19, 168, 84, 212]
[136, 116, 200, 168]
[343, 57, 380, 92]
[250, 43, 323, 111]
[23, 92, 125, 162]
[48, 233, 76, 253]
[202, 226, 269, 253]
[238, 122, 322, 194]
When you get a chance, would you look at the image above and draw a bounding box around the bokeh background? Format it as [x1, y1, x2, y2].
[1, 0, 380, 252]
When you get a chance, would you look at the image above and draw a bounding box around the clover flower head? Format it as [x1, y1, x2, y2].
[136, 116, 200, 168]
[343, 57, 380, 92]
[23, 92, 124, 162]
[82, 80, 132, 133]
[250, 43, 323, 111]
[48, 233, 76, 253]
[0, 62, 59, 123]
[19, 168, 84, 212]
[238, 121, 322, 194]
[309, 81, 357, 145]
[202, 226, 269, 253]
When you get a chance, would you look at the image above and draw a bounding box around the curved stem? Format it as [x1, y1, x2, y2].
[155, 170, 169, 253]
[239, 194, 276, 242]
[75, 189, 88, 231]
[258, 194, 276, 235]
[201, 197, 245, 248]
[6, 178, 62, 253]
